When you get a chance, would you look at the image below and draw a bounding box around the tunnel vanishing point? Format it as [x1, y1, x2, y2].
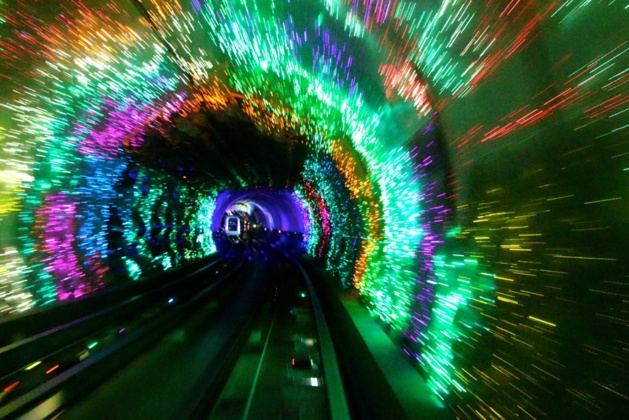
[0, 1, 628, 418]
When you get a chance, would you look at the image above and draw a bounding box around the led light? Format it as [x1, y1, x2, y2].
[25, 361, 42, 371]
[4, 382, 20, 393]
[46, 365, 60, 374]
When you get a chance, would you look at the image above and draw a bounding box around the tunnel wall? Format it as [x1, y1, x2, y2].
[0, 0, 233, 314]
[418, 10, 629, 417]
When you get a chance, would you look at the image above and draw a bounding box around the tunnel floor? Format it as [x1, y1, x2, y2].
[6, 242, 451, 420]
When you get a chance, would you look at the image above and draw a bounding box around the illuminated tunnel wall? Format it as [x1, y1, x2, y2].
[0, 0, 627, 417]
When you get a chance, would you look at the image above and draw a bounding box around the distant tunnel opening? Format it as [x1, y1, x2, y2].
[212, 188, 309, 234]
[211, 187, 310, 253]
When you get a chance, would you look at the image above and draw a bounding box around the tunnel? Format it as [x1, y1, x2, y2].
[0, 1, 628, 418]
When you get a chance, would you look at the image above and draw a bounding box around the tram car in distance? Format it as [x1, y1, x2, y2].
[225, 215, 241, 237]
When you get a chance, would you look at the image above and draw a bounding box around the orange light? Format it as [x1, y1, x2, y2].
[46, 365, 60, 374]
[4, 381, 19, 393]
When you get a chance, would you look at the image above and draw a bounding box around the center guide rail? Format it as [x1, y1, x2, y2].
[199, 248, 351, 420]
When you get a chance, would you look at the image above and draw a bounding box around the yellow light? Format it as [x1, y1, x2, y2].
[528, 316, 556, 327]
[25, 361, 42, 371]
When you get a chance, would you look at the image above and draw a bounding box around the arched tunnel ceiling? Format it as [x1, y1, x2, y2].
[132, 105, 310, 190]
[1, 1, 628, 418]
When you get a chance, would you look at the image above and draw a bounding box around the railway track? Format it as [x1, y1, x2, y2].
[206, 253, 350, 420]
[1, 244, 351, 419]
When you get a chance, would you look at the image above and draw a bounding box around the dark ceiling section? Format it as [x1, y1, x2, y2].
[131, 104, 310, 190]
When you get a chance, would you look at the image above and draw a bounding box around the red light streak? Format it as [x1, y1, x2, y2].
[3, 381, 19, 393]
[46, 365, 60, 374]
